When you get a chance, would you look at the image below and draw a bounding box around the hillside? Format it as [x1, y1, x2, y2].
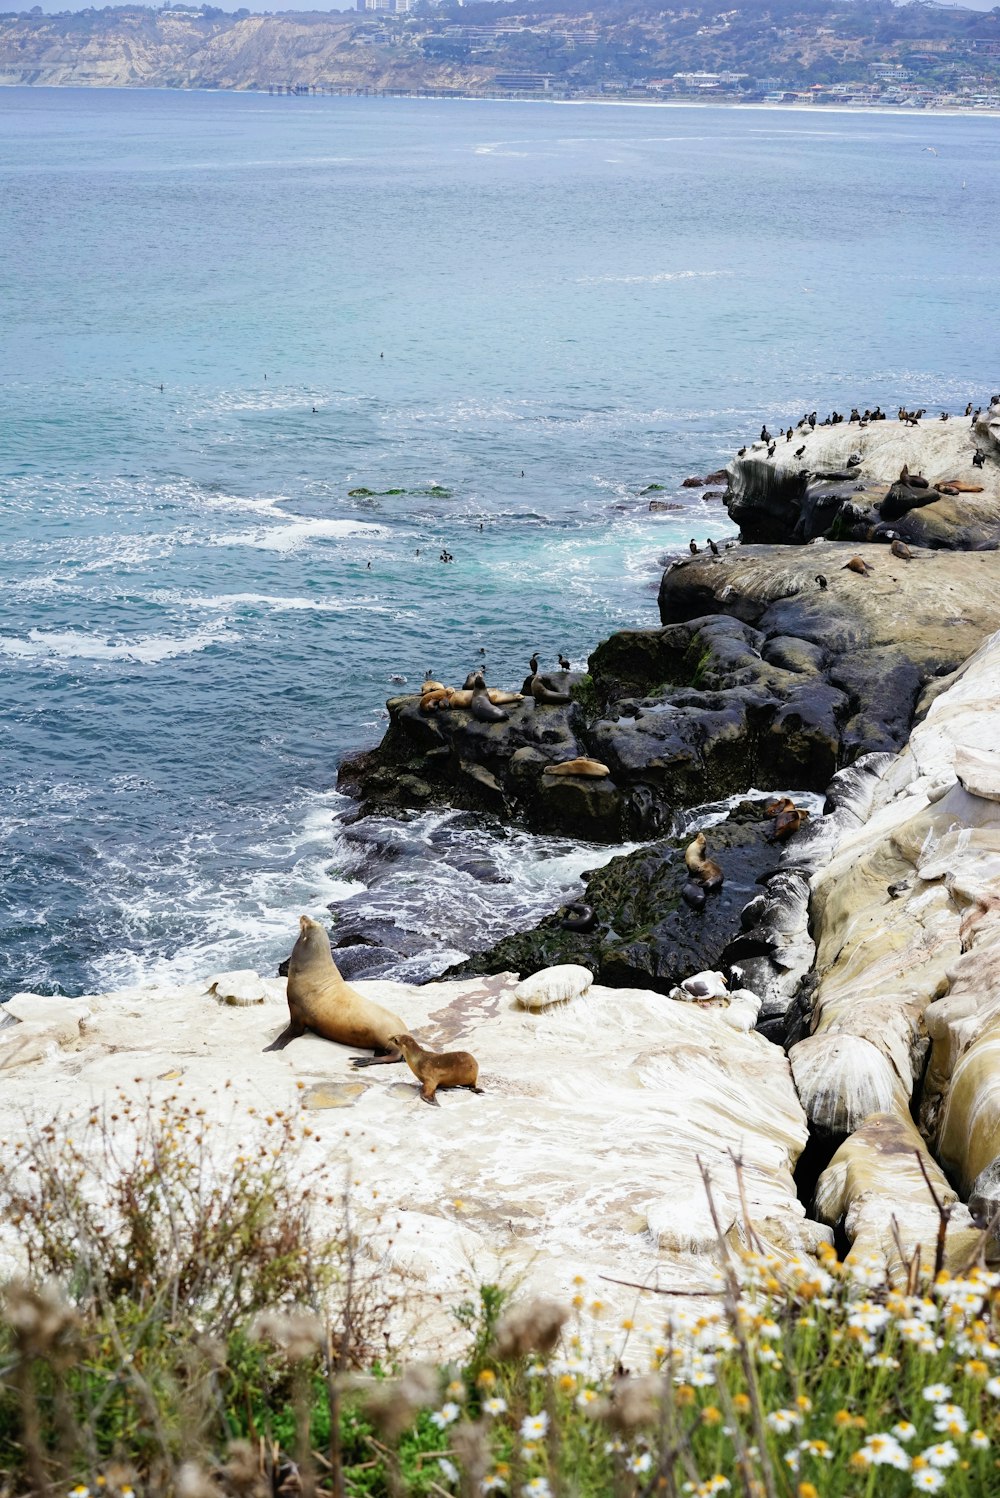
[3, 0, 1000, 100]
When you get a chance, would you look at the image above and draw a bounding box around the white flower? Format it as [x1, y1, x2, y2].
[860, 1435, 910, 1470]
[986, 1376, 1000, 1397]
[932, 1403, 968, 1434]
[520, 1412, 549, 1440]
[483, 1396, 508, 1416]
[522, 1481, 551, 1498]
[765, 1409, 801, 1433]
[921, 1384, 952, 1403]
[971, 1429, 990, 1449]
[627, 1453, 652, 1475]
[757, 1346, 780, 1364]
[575, 1389, 598, 1410]
[892, 1422, 917, 1443]
[921, 1441, 959, 1469]
[870, 1354, 900, 1369]
[525, 1363, 546, 1380]
[438, 1457, 459, 1486]
[783, 1449, 800, 1473]
[68, 1489, 90, 1498]
[849, 1258, 885, 1287]
[848, 1301, 891, 1333]
[604, 1438, 626, 1454]
[482, 1478, 506, 1495]
[911, 1473, 945, 1493]
[430, 1402, 461, 1428]
[690, 1368, 715, 1386]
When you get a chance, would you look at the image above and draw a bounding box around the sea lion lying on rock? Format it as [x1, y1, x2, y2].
[265, 915, 406, 1060]
[531, 674, 573, 706]
[543, 757, 610, 778]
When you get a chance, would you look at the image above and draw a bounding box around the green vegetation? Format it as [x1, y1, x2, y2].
[2, 1102, 1000, 1496]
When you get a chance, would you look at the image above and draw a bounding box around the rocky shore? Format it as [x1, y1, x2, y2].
[5, 406, 1000, 1325]
[333, 406, 1000, 1281]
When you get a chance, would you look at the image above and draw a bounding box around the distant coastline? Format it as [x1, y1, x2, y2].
[3, 82, 1000, 121]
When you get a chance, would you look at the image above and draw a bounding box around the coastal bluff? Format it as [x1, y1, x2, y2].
[0, 967, 815, 1356]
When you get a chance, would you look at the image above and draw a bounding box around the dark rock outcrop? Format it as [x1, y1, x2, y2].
[445, 801, 787, 991]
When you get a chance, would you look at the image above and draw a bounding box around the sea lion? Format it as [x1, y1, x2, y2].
[842, 556, 873, 576]
[938, 479, 984, 493]
[684, 832, 723, 892]
[422, 679, 445, 694]
[389, 1033, 482, 1106]
[542, 757, 610, 778]
[681, 881, 706, 911]
[531, 675, 572, 706]
[890, 538, 913, 561]
[771, 807, 809, 842]
[469, 672, 509, 723]
[420, 687, 454, 712]
[560, 901, 596, 932]
[264, 915, 406, 1060]
[764, 797, 796, 816]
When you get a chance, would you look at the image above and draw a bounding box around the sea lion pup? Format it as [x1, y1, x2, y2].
[890, 538, 913, 561]
[469, 671, 509, 723]
[684, 832, 723, 892]
[389, 1033, 483, 1106]
[264, 915, 406, 1060]
[764, 796, 796, 817]
[531, 675, 572, 706]
[543, 757, 610, 778]
[842, 556, 873, 576]
[421, 679, 445, 695]
[420, 686, 454, 712]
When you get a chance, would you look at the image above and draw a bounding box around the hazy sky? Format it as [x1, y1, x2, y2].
[12, 0, 1000, 19]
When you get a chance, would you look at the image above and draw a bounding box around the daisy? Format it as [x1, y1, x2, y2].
[483, 1396, 508, 1416]
[971, 1429, 991, 1449]
[892, 1422, 917, 1442]
[921, 1441, 959, 1469]
[766, 1409, 801, 1433]
[911, 1473, 945, 1493]
[431, 1402, 461, 1429]
[520, 1412, 549, 1441]
[921, 1384, 952, 1403]
[481, 1478, 506, 1494]
[627, 1454, 652, 1475]
[522, 1481, 551, 1498]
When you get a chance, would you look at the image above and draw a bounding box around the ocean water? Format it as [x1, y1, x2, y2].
[1, 87, 996, 998]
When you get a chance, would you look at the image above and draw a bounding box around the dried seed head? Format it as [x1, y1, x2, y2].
[3, 1279, 78, 1356]
[217, 1440, 269, 1498]
[596, 1373, 663, 1432]
[249, 1309, 325, 1362]
[492, 1298, 568, 1361]
[361, 1361, 440, 1441]
[451, 1420, 490, 1486]
[176, 1463, 220, 1498]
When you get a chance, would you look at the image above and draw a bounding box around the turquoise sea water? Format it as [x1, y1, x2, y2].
[2, 88, 997, 996]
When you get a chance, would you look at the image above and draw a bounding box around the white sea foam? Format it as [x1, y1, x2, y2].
[0, 625, 233, 664]
[577, 270, 733, 286]
[221, 517, 390, 551]
[181, 591, 388, 614]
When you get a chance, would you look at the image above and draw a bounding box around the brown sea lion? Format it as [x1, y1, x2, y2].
[842, 556, 873, 576]
[890, 538, 913, 561]
[421, 679, 445, 694]
[771, 807, 810, 842]
[420, 687, 454, 712]
[543, 757, 611, 778]
[390, 1033, 483, 1106]
[264, 915, 406, 1061]
[764, 797, 796, 817]
[684, 832, 723, 892]
[531, 675, 572, 706]
[938, 480, 984, 493]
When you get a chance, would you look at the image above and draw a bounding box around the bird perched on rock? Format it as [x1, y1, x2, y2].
[558, 652, 570, 670]
[708, 538, 719, 555]
[973, 449, 986, 469]
[965, 402, 974, 417]
[816, 573, 828, 590]
[847, 453, 862, 468]
[842, 556, 873, 576]
[689, 539, 699, 555]
[887, 880, 910, 899]
[890, 538, 913, 561]
[737, 446, 747, 457]
[794, 445, 806, 459]
[529, 653, 539, 674]
[760, 425, 771, 443]
[940, 411, 950, 421]
[669, 970, 729, 1003]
